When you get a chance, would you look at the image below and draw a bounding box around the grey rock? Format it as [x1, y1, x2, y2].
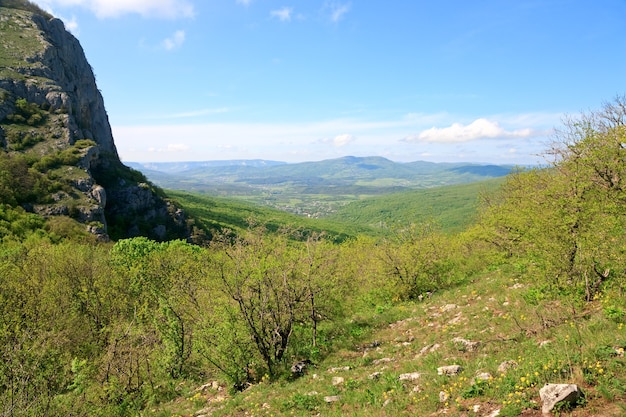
[418, 343, 441, 356]
[331, 376, 344, 385]
[290, 359, 311, 376]
[437, 365, 463, 376]
[398, 372, 421, 381]
[497, 360, 518, 374]
[539, 384, 583, 414]
[452, 337, 480, 352]
[372, 357, 393, 365]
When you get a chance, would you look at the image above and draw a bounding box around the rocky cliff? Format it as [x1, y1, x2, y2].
[0, 2, 191, 241]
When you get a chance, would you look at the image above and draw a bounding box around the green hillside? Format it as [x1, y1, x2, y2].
[131, 157, 513, 217]
[166, 189, 375, 242]
[327, 178, 504, 234]
[167, 178, 501, 240]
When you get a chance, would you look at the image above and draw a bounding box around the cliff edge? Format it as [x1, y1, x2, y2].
[0, 1, 191, 241]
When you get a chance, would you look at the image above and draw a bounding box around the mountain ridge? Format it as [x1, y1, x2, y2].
[128, 156, 515, 183]
[0, 1, 192, 241]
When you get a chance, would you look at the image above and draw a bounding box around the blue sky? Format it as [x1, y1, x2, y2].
[32, 0, 626, 164]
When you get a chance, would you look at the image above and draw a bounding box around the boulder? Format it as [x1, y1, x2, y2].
[539, 383, 583, 414]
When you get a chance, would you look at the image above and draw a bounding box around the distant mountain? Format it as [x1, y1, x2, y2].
[130, 156, 514, 185]
[130, 156, 515, 217]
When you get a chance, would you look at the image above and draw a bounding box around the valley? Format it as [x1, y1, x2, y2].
[129, 156, 512, 218]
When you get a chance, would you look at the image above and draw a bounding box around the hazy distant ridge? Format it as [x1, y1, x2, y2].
[128, 156, 514, 181]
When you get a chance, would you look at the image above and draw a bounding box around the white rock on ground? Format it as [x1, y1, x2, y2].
[539, 383, 583, 414]
[438, 365, 463, 376]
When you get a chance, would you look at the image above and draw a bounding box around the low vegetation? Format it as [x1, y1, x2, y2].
[0, 97, 625, 417]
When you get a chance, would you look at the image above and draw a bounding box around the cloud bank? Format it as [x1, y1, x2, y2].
[111, 112, 554, 164]
[405, 118, 535, 143]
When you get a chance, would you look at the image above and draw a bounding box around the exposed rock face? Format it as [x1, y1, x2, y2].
[0, 9, 115, 155]
[0, 4, 190, 241]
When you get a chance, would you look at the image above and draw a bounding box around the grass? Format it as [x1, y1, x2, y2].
[165, 179, 501, 241]
[327, 178, 503, 234]
[146, 262, 626, 417]
[165, 189, 377, 241]
[0, 6, 49, 79]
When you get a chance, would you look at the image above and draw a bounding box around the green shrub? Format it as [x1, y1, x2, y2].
[4, 98, 47, 127]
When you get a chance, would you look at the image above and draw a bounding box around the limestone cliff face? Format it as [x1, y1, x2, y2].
[0, 4, 190, 241]
[0, 14, 116, 156]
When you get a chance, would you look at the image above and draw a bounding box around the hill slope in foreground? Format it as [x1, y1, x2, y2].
[152, 262, 626, 417]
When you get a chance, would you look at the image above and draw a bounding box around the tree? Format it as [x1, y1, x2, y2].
[379, 222, 457, 300]
[478, 96, 626, 300]
[210, 228, 306, 378]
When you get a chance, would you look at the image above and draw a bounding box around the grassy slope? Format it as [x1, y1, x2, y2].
[166, 178, 500, 239]
[158, 181, 625, 417]
[150, 263, 626, 417]
[166, 189, 375, 241]
[327, 178, 504, 234]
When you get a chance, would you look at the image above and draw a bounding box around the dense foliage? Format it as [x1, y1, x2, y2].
[0, 97, 625, 416]
[476, 97, 626, 301]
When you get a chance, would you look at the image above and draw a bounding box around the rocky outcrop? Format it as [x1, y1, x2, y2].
[0, 10, 116, 155]
[0, 4, 190, 241]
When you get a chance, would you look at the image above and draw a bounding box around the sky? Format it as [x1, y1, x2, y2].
[30, 0, 626, 164]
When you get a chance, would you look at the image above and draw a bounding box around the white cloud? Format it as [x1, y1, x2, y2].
[162, 30, 185, 50]
[167, 143, 190, 152]
[63, 14, 79, 32]
[32, 0, 194, 19]
[405, 118, 535, 143]
[327, 2, 351, 22]
[317, 133, 356, 147]
[271, 7, 293, 22]
[236, 0, 252, 5]
[332, 133, 356, 147]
